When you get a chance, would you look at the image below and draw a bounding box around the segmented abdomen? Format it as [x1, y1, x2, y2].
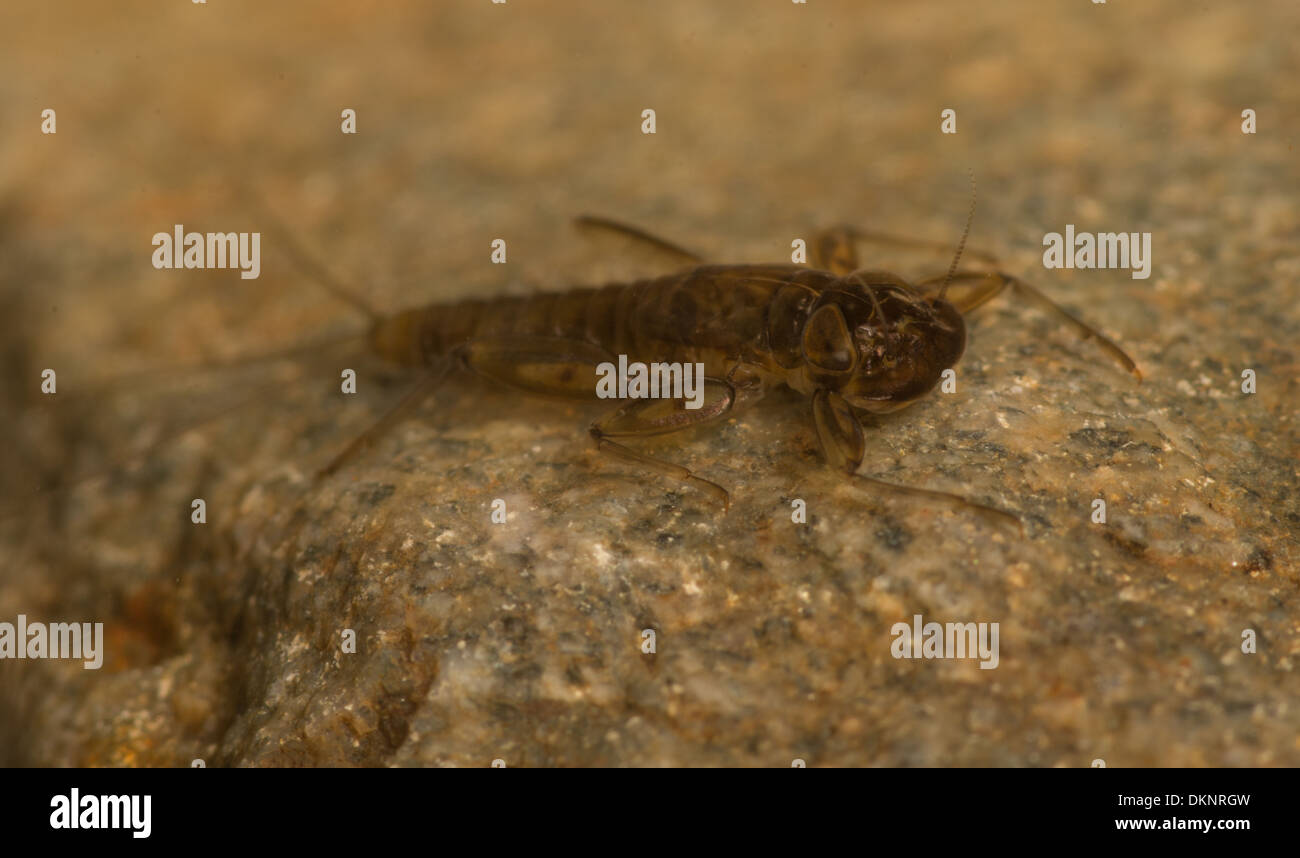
[372, 264, 841, 377]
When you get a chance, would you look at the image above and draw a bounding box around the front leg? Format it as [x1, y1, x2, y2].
[811, 224, 1003, 277]
[811, 388, 1022, 532]
[590, 362, 768, 509]
[912, 271, 1141, 379]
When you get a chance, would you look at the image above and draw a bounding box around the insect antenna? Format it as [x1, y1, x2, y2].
[938, 170, 978, 302]
[850, 270, 891, 337]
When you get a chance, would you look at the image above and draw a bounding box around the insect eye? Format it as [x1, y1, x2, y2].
[801, 304, 857, 376]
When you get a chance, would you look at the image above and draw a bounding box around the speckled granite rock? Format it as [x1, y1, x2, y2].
[0, 0, 1296, 766]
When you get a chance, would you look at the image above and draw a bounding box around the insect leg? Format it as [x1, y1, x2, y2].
[317, 360, 454, 478]
[914, 271, 1141, 379]
[590, 376, 747, 510]
[321, 336, 617, 479]
[572, 215, 705, 267]
[910, 269, 1010, 313]
[834, 226, 1001, 266]
[811, 388, 1022, 532]
[457, 336, 617, 399]
[810, 227, 861, 275]
[458, 340, 765, 509]
[457, 335, 732, 503]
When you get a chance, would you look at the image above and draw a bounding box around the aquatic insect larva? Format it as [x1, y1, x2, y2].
[267, 195, 1139, 528]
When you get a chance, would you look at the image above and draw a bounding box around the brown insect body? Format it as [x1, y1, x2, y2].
[1, 205, 1139, 529]
[368, 263, 967, 414]
[309, 213, 1136, 523]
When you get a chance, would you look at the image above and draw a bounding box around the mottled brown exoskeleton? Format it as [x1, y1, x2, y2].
[287, 205, 1140, 529]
